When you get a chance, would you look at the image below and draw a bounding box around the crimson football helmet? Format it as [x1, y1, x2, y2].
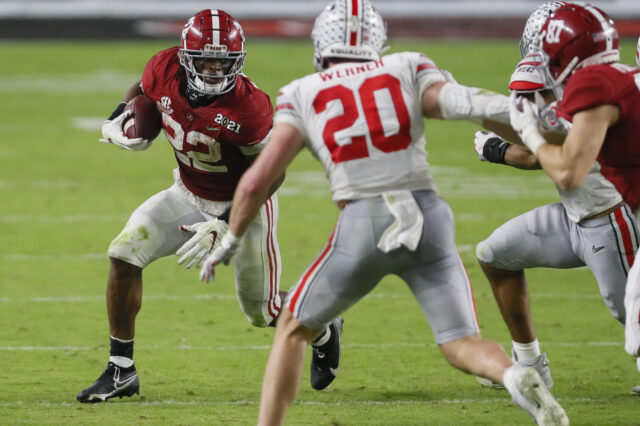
[178, 9, 246, 96]
[311, 0, 387, 72]
[537, 3, 619, 94]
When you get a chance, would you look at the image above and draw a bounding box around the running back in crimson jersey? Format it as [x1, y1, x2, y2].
[275, 52, 446, 203]
[557, 63, 640, 212]
[142, 47, 273, 201]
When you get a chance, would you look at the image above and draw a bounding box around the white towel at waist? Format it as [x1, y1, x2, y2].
[376, 190, 424, 253]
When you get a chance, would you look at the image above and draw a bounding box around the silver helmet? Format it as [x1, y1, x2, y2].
[311, 0, 387, 72]
[519, 1, 568, 57]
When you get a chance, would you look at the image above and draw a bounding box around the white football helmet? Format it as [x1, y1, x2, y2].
[311, 0, 387, 72]
[519, 1, 568, 57]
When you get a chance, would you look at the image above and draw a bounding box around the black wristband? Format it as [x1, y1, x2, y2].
[107, 102, 127, 121]
[482, 137, 510, 164]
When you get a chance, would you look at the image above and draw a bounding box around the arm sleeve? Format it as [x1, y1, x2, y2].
[413, 53, 446, 99]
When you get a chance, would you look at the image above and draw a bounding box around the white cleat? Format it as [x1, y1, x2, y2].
[477, 352, 553, 389]
[515, 352, 553, 388]
[511, 367, 569, 425]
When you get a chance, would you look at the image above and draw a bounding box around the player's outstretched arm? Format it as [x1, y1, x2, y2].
[473, 131, 539, 170]
[199, 123, 304, 282]
[422, 81, 511, 126]
[228, 123, 304, 238]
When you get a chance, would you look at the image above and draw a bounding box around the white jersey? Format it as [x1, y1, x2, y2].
[275, 52, 445, 203]
[557, 161, 623, 222]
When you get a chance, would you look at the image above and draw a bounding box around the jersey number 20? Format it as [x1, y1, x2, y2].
[313, 73, 411, 164]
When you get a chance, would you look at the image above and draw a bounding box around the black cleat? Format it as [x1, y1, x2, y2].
[310, 317, 343, 390]
[76, 362, 139, 403]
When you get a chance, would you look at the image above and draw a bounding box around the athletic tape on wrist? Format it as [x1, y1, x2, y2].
[523, 130, 546, 155]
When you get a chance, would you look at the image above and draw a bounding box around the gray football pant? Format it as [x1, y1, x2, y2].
[477, 202, 639, 324]
[285, 190, 480, 345]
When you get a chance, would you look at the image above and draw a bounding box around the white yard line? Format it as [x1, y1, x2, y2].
[0, 245, 472, 261]
[0, 341, 622, 352]
[0, 254, 106, 261]
[0, 70, 140, 93]
[0, 396, 614, 408]
[0, 294, 235, 303]
[2, 169, 558, 200]
[0, 214, 125, 223]
[0, 292, 601, 303]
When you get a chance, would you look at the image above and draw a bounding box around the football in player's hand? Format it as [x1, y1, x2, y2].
[123, 95, 162, 141]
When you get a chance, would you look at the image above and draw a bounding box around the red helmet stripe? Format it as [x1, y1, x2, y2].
[348, 0, 361, 46]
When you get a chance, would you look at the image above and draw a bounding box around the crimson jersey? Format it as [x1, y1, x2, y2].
[558, 64, 640, 211]
[141, 47, 273, 201]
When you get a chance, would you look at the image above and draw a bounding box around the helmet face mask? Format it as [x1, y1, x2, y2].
[311, 0, 387, 72]
[537, 3, 619, 97]
[179, 9, 247, 96]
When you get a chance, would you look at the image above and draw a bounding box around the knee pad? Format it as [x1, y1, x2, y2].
[108, 220, 160, 269]
[475, 240, 495, 264]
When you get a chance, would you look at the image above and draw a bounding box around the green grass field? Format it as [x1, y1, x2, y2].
[1, 38, 639, 425]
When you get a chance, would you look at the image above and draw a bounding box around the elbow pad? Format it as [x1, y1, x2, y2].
[437, 82, 510, 125]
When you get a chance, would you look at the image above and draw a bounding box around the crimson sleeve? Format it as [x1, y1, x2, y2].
[141, 53, 160, 96]
[236, 90, 274, 146]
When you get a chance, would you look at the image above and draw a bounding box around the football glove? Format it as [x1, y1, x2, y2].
[474, 131, 509, 164]
[509, 93, 546, 154]
[538, 99, 571, 134]
[176, 219, 230, 269]
[99, 110, 151, 151]
[199, 232, 241, 283]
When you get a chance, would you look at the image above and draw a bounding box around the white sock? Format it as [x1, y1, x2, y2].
[512, 339, 541, 362]
[110, 356, 134, 368]
[311, 325, 331, 347]
[502, 365, 520, 398]
[636, 357, 640, 373]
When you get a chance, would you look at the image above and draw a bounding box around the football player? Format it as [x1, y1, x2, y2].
[76, 9, 341, 403]
[473, 1, 638, 392]
[197, 1, 569, 424]
[507, 3, 640, 393]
